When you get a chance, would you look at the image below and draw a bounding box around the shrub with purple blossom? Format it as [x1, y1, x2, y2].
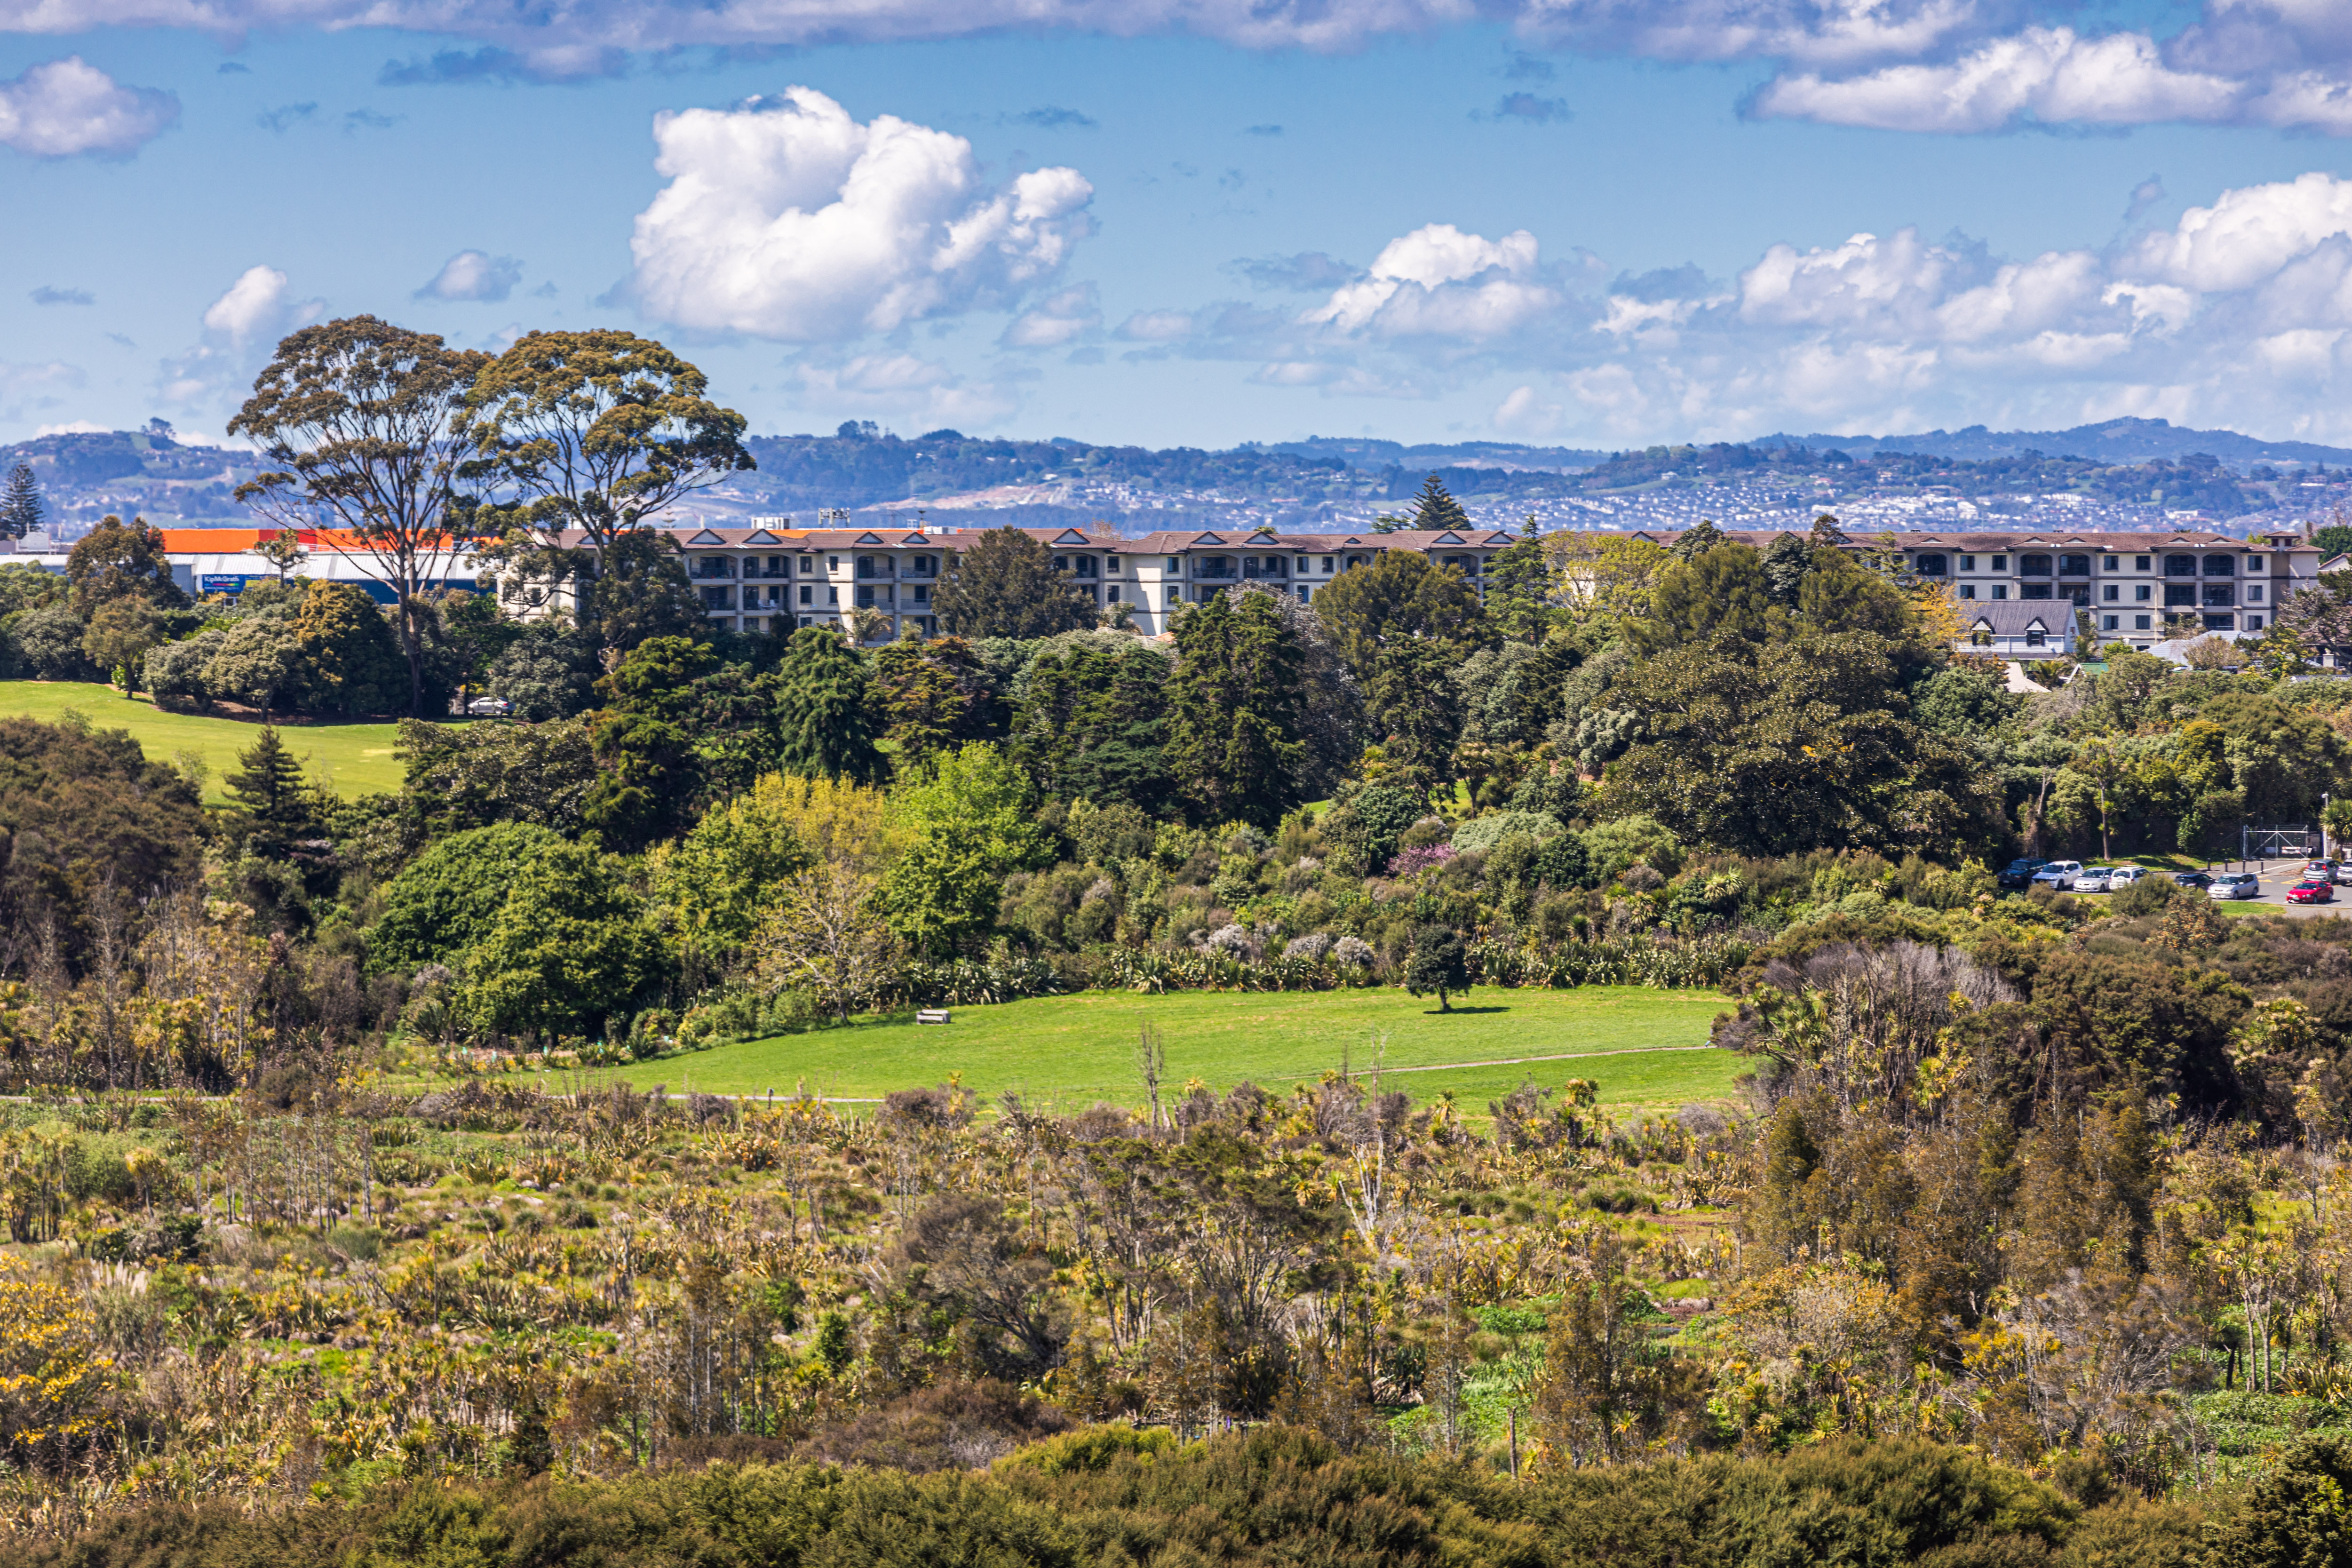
[1388, 843, 1457, 878]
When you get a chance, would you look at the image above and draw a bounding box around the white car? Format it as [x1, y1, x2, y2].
[2210, 872, 2262, 900]
[2031, 861, 2084, 891]
[465, 696, 514, 717]
[2107, 867, 2145, 889]
[2073, 867, 2116, 893]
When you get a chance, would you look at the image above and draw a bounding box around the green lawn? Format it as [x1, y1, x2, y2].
[0, 680, 420, 800]
[602, 986, 1747, 1121]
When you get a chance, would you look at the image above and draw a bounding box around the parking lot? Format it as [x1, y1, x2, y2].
[2206, 863, 2352, 918]
[2072, 863, 2352, 918]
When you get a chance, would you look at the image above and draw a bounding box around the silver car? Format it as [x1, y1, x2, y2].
[2210, 872, 2262, 900]
[2031, 861, 2083, 891]
[2073, 867, 2116, 893]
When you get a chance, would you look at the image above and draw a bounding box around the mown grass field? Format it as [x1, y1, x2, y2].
[0, 679, 417, 799]
[601, 986, 1747, 1120]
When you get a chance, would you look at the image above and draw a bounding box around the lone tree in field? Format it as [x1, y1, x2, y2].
[931, 526, 1096, 639]
[1405, 923, 1472, 1012]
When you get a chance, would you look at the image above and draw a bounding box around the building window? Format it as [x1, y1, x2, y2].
[826, 587, 838, 605]
[799, 556, 815, 575]
[2249, 585, 2264, 602]
[827, 556, 839, 572]
[911, 554, 935, 574]
[2020, 554, 2052, 577]
[1105, 585, 1119, 603]
[2103, 585, 2119, 601]
[2204, 614, 2235, 631]
[1991, 556, 2008, 571]
[2202, 585, 2234, 606]
[2135, 555, 2151, 570]
[1070, 556, 1098, 578]
[1915, 553, 1947, 576]
[1052, 555, 1066, 571]
[2135, 585, 2152, 602]
[912, 585, 930, 604]
[1167, 557, 1182, 571]
[2021, 583, 2053, 599]
[2103, 555, 2120, 570]
[798, 615, 812, 628]
[2166, 584, 2197, 606]
[2204, 554, 2235, 576]
[1993, 585, 2008, 599]
[2247, 555, 2266, 572]
[2165, 555, 2196, 576]
[1960, 554, 1977, 572]
[1959, 584, 1977, 599]
[700, 587, 731, 609]
[2103, 615, 2119, 630]
[2026, 629, 2047, 648]
[1321, 557, 1335, 573]
[798, 585, 812, 605]
[2059, 554, 2091, 576]
[2248, 614, 2265, 629]
[1298, 586, 1312, 604]
[2134, 615, 2151, 630]
[1104, 556, 1119, 573]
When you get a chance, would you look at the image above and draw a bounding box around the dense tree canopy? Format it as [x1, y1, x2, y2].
[932, 527, 1097, 639]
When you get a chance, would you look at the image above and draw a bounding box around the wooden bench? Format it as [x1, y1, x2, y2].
[914, 1009, 952, 1026]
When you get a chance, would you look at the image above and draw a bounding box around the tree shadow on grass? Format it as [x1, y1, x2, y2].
[1421, 1005, 1510, 1015]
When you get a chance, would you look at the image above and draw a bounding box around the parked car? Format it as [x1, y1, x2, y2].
[2107, 866, 2145, 889]
[465, 696, 513, 717]
[2031, 861, 2084, 891]
[2334, 863, 2352, 886]
[2174, 871, 2216, 889]
[1997, 858, 2050, 891]
[2305, 861, 2339, 883]
[2073, 867, 2116, 893]
[2211, 872, 2263, 900]
[2290, 879, 2336, 905]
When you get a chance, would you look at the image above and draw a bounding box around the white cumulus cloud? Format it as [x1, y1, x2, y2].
[0, 56, 175, 156]
[1144, 169, 2352, 443]
[1305, 223, 1554, 339]
[415, 250, 523, 302]
[1001, 282, 1101, 348]
[1753, 27, 2241, 132]
[160, 264, 325, 412]
[628, 85, 1093, 342]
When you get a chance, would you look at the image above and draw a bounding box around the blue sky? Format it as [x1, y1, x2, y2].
[7, 0, 2352, 449]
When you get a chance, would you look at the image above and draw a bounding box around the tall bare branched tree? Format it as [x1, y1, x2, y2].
[230, 317, 490, 714]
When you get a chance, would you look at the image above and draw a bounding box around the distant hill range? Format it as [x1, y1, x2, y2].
[1760, 417, 2352, 469]
[2, 416, 2345, 539]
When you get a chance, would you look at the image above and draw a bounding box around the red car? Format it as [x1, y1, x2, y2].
[2289, 879, 2336, 905]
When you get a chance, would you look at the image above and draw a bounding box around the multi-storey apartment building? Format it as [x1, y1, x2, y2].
[1666, 525, 2321, 655]
[583, 521, 1519, 639]
[1868, 526, 2318, 653]
[533, 517, 2319, 658]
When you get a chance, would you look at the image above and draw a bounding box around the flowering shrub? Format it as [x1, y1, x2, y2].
[1388, 844, 1457, 878]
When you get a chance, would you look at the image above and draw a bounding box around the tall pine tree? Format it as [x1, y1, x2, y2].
[1409, 472, 1472, 533]
[774, 626, 882, 784]
[1165, 589, 1305, 829]
[0, 463, 42, 540]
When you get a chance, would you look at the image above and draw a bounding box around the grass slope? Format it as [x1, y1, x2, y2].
[0, 680, 416, 800]
[608, 986, 1743, 1119]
